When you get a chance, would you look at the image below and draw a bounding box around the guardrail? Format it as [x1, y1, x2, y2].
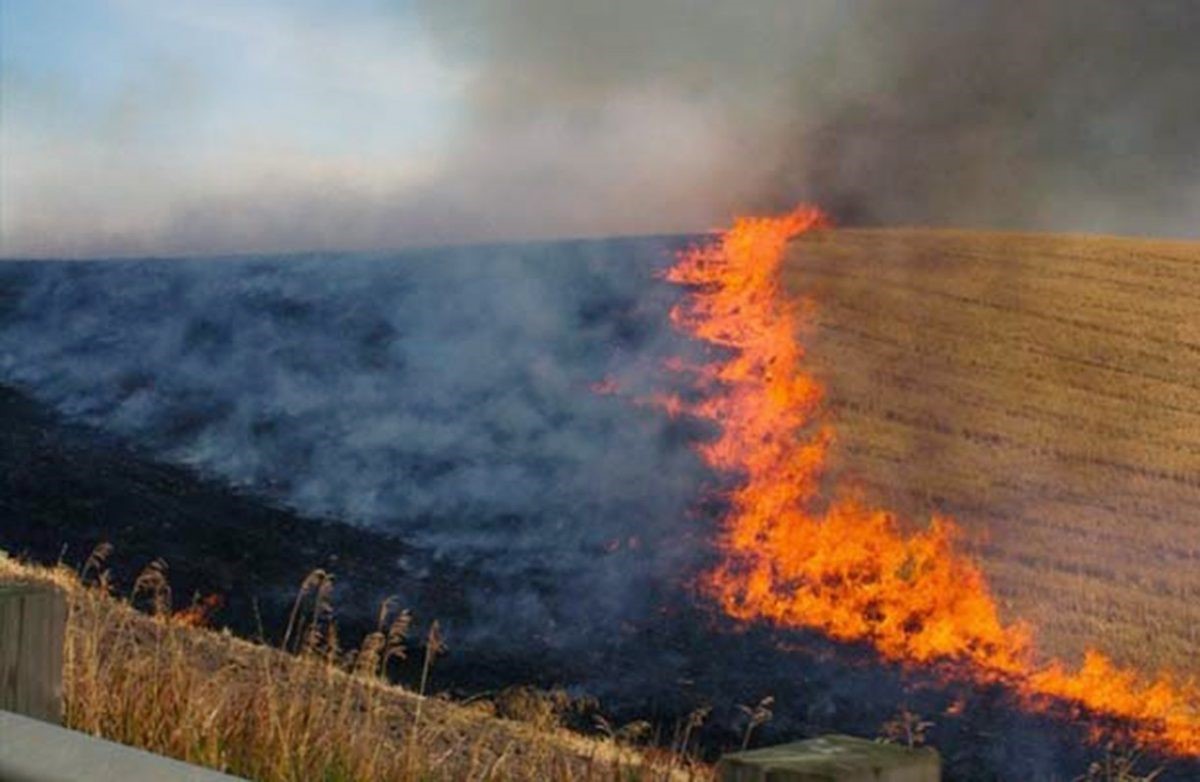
[0, 710, 245, 782]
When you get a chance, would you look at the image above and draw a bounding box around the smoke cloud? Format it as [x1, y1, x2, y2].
[4, 1, 1196, 256]
[417, 0, 1200, 239]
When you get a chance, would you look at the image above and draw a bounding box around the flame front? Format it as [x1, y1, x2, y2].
[662, 206, 1200, 755]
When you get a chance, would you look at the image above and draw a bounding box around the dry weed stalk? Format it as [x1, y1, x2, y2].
[1074, 743, 1164, 782]
[737, 695, 774, 750]
[879, 706, 934, 749]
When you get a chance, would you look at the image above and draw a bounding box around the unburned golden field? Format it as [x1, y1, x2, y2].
[784, 228, 1200, 678]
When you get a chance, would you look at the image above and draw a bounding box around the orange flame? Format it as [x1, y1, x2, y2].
[174, 593, 224, 629]
[663, 206, 1200, 755]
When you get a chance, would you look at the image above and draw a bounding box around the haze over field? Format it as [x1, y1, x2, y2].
[0, 239, 715, 648]
[3, 0, 1199, 257]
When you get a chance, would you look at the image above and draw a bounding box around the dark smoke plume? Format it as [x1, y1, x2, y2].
[418, 0, 1200, 238]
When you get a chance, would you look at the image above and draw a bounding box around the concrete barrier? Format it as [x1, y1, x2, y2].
[0, 710, 247, 782]
[0, 583, 67, 724]
[718, 734, 941, 782]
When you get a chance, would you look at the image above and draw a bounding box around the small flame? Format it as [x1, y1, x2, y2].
[174, 593, 224, 629]
[662, 206, 1200, 755]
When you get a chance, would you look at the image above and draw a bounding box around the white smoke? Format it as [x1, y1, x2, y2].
[0, 238, 715, 639]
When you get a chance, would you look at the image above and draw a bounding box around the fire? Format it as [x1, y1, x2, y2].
[662, 206, 1200, 755]
[174, 593, 224, 629]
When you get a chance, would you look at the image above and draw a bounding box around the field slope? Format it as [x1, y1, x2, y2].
[786, 228, 1200, 677]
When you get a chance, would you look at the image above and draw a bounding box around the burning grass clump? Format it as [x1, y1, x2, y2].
[0, 547, 712, 781]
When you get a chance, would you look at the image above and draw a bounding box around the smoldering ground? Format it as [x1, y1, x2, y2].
[0, 237, 718, 649]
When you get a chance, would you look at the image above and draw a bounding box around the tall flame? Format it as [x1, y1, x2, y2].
[662, 206, 1200, 755]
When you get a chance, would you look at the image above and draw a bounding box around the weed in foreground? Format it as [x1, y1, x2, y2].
[1, 546, 713, 781]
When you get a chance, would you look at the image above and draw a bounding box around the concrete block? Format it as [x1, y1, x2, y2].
[718, 734, 941, 782]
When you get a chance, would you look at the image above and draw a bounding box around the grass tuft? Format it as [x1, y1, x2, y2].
[0, 548, 712, 781]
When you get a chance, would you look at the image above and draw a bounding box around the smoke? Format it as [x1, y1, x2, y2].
[4, 1, 1195, 256]
[0, 238, 714, 644]
[416, 0, 1200, 238]
[785, 1, 1200, 235]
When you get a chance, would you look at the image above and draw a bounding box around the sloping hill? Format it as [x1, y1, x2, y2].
[786, 228, 1200, 676]
[0, 555, 707, 781]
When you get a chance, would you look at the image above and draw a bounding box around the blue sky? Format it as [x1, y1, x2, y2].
[1, 0, 470, 254]
[2, 1, 458, 153]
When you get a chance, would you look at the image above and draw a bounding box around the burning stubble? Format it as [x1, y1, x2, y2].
[658, 206, 1200, 755]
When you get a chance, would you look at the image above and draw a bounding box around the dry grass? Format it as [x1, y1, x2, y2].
[785, 227, 1200, 677]
[0, 550, 712, 781]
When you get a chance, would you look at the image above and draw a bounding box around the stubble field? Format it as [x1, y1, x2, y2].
[786, 228, 1200, 677]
